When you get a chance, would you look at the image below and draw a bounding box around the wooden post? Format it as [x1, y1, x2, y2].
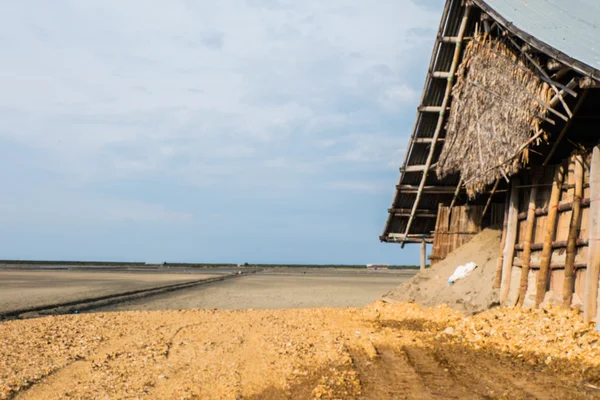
[535, 164, 565, 307]
[494, 189, 511, 289]
[420, 239, 426, 271]
[585, 146, 600, 323]
[500, 178, 520, 304]
[564, 155, 584, 308]
[517, 182, 538, 307]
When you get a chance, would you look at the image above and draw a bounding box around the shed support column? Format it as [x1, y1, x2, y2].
[585, 145, 600, 323]
[517, 180, 538, 307]
[500, 178, 520, 304]
[420, 240, 427, 271]
[536, 164, 565, 307]
[564, 155, 584, 308]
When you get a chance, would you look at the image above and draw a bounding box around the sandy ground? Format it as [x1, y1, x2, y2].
[1, 302, 599, 399]
[384, 229, 501, 314]
[0, 269, 217, 314]
[98, 271, 414, 311]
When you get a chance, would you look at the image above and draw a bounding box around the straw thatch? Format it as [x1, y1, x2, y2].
[436, 33, 552, 197]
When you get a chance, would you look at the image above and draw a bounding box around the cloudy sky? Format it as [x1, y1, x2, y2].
[0, 0, 443, 264]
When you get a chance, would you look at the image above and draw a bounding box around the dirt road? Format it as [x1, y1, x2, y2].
[1, 302, 599, 399]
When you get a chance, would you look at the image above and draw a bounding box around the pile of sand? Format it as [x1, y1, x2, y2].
[383, 228, 502, 314]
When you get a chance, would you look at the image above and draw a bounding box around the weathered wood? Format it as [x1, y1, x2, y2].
[388, 208, 437, 218]
[536, 164, 565, 307]
[517, 184, 538, 307]
[564, 155, 584, 308]
[494, 188, 511, 289]
[420, 240, 426, 272]
[514, 238, 589, 251]
[546, 59, 562, 71]
[543, 90, 589, 166]
[512, 258, 587, 270]
[401, 5, 472, 244]
[501, 178, 520, 304]
[580, 76, 600, 89]
[585, 146, 600, 323]
[482, 178, 501, 218]
[395, 185, 457, 193]
[548, 78, 578, 108]
[517, 197, 591, 220]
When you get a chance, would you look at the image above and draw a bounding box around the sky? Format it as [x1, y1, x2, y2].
[0, 0, 444, 264]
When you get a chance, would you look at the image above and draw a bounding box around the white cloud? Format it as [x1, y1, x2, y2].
[0, 0, 439, 229]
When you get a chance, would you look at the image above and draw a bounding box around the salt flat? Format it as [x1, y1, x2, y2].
[97, 269, 416, 311]
[0, 269, 216, 314]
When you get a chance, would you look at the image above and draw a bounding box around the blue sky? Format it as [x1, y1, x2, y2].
[0, 0, 444, 264]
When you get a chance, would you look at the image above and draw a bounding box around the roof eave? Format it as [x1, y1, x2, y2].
[473, 0, 600, 82]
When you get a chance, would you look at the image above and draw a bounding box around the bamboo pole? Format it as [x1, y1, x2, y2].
[517, 183, 539, 307]
[564, 155, 584, 308]
[535, 164, 565, 307]
[420, 239, 426, 271]
[482, 178, 501, 218]
[494, 188, 511, 289]
[585, 146, 600, 323]
[401, 5, 472, 244]
[543, 90, 589, 166]
[500, 178, 520, 303]
[381, 0, 453, 242]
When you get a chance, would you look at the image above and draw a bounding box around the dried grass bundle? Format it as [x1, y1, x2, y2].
[436, 34, 552, 197]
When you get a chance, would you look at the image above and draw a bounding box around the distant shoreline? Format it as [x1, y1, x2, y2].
[0, 260, 420, 270]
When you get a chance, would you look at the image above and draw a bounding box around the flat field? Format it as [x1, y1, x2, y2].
[0, 268, 218, 315]
[97, 269, 415, 311]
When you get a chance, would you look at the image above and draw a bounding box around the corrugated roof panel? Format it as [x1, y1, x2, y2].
[479, 0, 600, 77]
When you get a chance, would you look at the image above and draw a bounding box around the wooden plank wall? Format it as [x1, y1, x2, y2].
[505, 153, 592, 309]
[429, 203, 503, 265]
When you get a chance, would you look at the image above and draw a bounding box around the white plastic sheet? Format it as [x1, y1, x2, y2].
[447, 262, 477, 285]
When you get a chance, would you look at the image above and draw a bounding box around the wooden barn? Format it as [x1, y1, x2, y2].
[381, 0, 600, 323]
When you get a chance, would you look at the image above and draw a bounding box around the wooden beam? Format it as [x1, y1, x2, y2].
[564, 155, 584, 308]
[395, 184, 457, 194]
[382, 234, 434, 244]
[388, 208, 437, 218]
[500, 178, 520, 304]
[543, 90, 589, 166]
[431, 71, 454, 79]
[413, 137, 445, 144]
[448, 178, 463, 212]
[548, 78, 578, 108]
[551, 67, 571, 81]
[440, 36, 472, 43]
[585, 145, 600, 323]
[494, 189, 511, 289]
[382, 0, 453, 241]
[401, 5, 472, 244]
[514, 238, 588, 251]
[546, 59, 562, 71]
[401, 163, 438, 173]
[420, 240, 427, 271]
[513, 258, 587, 270]
[580, 76, 600, 89]
[481, 178, 501, 218]
[505, 35, 576, 117]
[418, 105, 450, 113]
[517, 181, 538, 307]
[536, 164, 565, 307]
[517, 197, 591, 220]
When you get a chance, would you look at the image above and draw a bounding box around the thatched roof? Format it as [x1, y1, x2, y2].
[436, 35, 552, 197]
[381, 0, 600, 245]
